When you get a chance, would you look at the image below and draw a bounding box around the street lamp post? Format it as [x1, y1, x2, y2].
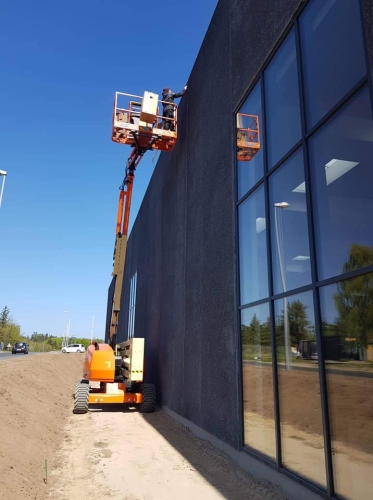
[274, 202, 291, 370]
[0, 170, 7, 208]
[62, 311, 68, 348]
[91, 316, 95, 343]
[66, 319, 71, 345]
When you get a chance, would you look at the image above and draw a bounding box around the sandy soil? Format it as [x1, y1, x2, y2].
[49, 409, 286, 500]
[0, 353, 84, 500]
[0, 353, 286, 500]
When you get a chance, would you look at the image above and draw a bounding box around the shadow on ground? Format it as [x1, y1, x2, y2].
[140, 409, 286, 500]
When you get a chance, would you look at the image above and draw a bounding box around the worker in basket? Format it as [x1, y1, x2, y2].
[161, 85, 187, 130]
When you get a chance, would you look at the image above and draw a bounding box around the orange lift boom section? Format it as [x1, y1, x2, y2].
[108, 90, 179, 347]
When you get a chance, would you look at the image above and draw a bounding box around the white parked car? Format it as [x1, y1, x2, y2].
[62, 343, 86, 353]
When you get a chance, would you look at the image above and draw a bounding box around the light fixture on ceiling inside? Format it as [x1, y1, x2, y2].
[256, 217, 266, 233]
[292, 255, 310, 261]
[292, 181, 306, 193]
[325, 159, 359, 185]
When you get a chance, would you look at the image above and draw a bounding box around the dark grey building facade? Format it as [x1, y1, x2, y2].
[106, 1, 373, 498]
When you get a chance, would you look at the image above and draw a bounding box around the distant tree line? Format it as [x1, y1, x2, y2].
[0, 306, 103, 351]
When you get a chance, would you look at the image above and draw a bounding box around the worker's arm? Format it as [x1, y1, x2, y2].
[172, 85, 187, 99]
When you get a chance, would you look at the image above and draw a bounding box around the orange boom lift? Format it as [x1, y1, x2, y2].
[73, 90, 179, 414]
[236, 113, 260, 161]
[73, 92, 261, 415]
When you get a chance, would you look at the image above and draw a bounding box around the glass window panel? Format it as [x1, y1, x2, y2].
[309, 87, 373, 281]
[269, 148, 311, 294]
[320, 276, 373, 500]
[241, 302, 275, 459]
[300, 0, 366, 130]
[237, 81, 264, 198]
[238, 186, 268, 305]
[265, 30, 302, 168]
[275, 291, 326, 488]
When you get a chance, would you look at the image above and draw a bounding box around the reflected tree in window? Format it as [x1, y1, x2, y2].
[276, 299, 314, 350]
[242, 314, 271, 362]
[333, 244, 373, 360]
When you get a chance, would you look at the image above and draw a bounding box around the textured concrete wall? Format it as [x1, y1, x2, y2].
[105, 277, 115, 342]
[109, 0, 368, 449]
[362, 0, 373, 82]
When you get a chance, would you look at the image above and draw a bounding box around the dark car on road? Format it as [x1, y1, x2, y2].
[12, 342, 29, 354]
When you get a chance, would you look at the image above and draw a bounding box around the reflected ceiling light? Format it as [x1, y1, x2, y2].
[292, 181, 306, 193]
[256, 217, 266, 233]
[292, 255, 310, 261]
[325, 159, 359, 185]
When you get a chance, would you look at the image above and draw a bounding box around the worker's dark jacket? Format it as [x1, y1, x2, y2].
[162, 89, 185, 112]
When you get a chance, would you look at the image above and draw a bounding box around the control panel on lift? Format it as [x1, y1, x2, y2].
[112, 91, 178, 152]
[236, 113, 260, 161]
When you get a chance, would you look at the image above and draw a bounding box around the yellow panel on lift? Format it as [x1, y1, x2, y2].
[113, 235, 127, 276]
[118, 338, 145, 383]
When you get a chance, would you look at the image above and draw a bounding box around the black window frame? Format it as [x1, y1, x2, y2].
[235, 0, 372, 498]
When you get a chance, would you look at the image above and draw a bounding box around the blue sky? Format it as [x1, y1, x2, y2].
[0, 0, 217, 339]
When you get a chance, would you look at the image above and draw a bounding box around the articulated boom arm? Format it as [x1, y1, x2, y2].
[108, 89, 183, 347]
[109, 145, 146, 345]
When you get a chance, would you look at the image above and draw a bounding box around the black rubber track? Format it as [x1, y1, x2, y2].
[141, 383, 156, 413]
[73, 382, 89, 414]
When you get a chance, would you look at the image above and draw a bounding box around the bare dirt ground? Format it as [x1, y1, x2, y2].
[0, 354, 286, 500]
[0, 353, 83, 500]
[50, 409, 286, 500]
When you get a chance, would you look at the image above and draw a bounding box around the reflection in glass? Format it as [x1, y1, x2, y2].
[237, 81, 264, 199]
[265, 30, 301, 169]
[320, 274, 373, 500]
[238, 186, 268, 305]
[275, 291, 326, 487]
[309, 87, 373, 280]
[269, 148, 311, 294]
[241, 303, 275, 459]
[300, 0, 366, 130]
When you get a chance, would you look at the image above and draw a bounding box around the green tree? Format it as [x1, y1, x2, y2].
[334, 244, 373, 356]
[0, 306, 10, 328]
[288, 300, 313, 344]
[276, 300, 313, 346]
[0, 306, 21, 347]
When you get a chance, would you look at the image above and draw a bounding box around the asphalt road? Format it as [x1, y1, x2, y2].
[0, 351, 58, 360]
